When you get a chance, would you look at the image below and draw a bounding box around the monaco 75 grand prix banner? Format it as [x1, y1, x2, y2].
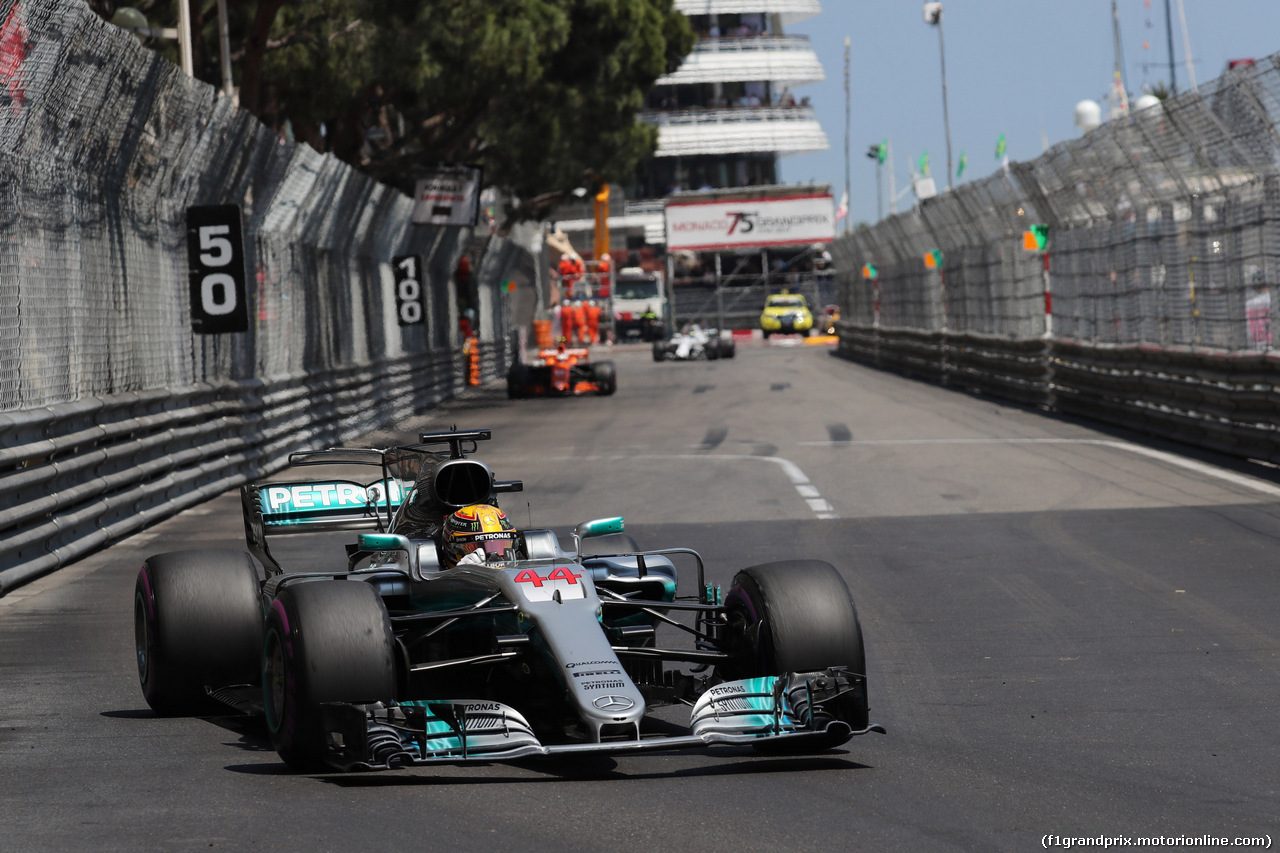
[664, 194, 835, 251]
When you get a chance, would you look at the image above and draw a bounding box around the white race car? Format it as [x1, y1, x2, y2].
[652, 325, 736, 361]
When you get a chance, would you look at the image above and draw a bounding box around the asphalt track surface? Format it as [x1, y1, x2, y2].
[3, 340, 1279, 852]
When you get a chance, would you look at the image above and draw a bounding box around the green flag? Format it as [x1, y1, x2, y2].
[957, 150, 967, 179]
[877, 139, 887, 164]
[918, 151, 930, 176]
[995, 133, 1007, 159]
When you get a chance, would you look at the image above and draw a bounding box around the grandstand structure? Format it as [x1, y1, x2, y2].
[555, 1, 831, 252]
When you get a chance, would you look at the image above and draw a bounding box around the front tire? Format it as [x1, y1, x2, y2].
[592, 360, 617, 395]
[719, 560, 868, 735]
[262, 580, 397, 771]
[722, 560, 865, 675]
[507, 363, 529, 399]
[134, 550, 262, 715]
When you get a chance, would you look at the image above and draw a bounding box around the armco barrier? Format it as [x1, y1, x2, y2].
[836, 326, 947, 386]
[1051, 340, 1280, 463]
[0, 341, 508, 594]
[946, 334, 1052, 410]
[835, 323, 1280, 463]
[837, 325, 1049, 407]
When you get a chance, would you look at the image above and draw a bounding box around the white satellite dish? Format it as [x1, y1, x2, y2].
[1133, 93, 1162, 113]
[1075, 99, 1102, 133]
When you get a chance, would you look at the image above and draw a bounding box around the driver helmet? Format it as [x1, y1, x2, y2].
[442, 504, 516, 567]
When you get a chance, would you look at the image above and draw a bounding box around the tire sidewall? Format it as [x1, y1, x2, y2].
[507, 364, 528, 398]
[263, 597, 305, 761]
[262, 581, 396, 770]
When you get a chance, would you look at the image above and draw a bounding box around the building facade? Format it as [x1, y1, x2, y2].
[633, 0, 830, 197]
[551, 1, 832, 263]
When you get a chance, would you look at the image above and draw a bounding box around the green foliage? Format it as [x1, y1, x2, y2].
[255, 0, 377, 148]
[350, 0, 694, 215]
[95, 1, 693, 217]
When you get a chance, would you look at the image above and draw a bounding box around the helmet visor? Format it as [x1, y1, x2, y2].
[480, 537, 514, 559]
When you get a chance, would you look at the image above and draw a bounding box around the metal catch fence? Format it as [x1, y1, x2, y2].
[833, 54, 1280, 350]
[0, 0, 541, 591]
[830, 52, 1280, 464]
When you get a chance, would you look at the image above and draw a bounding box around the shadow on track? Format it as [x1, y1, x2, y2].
[302, 753, 870, 787]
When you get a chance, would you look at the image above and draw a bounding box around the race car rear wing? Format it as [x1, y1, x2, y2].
[241, 477, 407, 575]
[241, 429, 521, 575]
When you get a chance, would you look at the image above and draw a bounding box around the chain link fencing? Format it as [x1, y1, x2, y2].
[834, 55, 1280, 350]
[830, 53, 1280, 463]
[0, 0, 542, 591]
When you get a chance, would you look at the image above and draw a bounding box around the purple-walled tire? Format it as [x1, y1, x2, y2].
[720, 560, 866, 681]
[262, 580, 396, 771]
[134, 550, 262, 715]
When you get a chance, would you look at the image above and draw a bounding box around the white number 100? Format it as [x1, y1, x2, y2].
[397, 255, 421, 324]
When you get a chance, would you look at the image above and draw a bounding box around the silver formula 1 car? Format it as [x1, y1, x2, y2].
[133, 428, 882, 771]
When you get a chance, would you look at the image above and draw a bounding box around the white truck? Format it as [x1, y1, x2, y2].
[611, 267, 668, 342]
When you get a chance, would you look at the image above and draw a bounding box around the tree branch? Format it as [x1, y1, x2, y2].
[231, 16, 364, 61]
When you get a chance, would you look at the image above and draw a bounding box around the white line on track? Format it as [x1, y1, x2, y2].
[655, 454, 839, 519]
[561, 453, 839, 520]
[796, 437, 1280, 499]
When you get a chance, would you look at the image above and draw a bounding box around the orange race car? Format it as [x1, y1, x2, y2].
[507, 344, 617, 398]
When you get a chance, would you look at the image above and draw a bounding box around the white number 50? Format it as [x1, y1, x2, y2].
[199, 225, 233, 267]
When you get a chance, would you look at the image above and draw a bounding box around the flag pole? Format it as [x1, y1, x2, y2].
[843, 35, 851, 235]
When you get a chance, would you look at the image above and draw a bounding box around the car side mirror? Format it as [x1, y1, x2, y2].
[572, 516, 624, 552]
[358, 533, 412, 553]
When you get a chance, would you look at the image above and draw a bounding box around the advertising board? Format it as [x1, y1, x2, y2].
[664, 194, 835, 251]
[411, 165, 483, 226]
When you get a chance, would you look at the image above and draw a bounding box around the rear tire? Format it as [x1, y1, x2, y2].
[721, 338, 736, 358]
[262, 580, 397, 771]
[134, 550, 262, 715]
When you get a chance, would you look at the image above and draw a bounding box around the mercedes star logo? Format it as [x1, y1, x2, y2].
[593, 695, 635, 712]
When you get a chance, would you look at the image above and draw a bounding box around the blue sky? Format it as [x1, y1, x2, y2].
[778, 1, 1280, 227]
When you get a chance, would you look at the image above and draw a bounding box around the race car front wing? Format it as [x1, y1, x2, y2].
[320, 669, 885, 771]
